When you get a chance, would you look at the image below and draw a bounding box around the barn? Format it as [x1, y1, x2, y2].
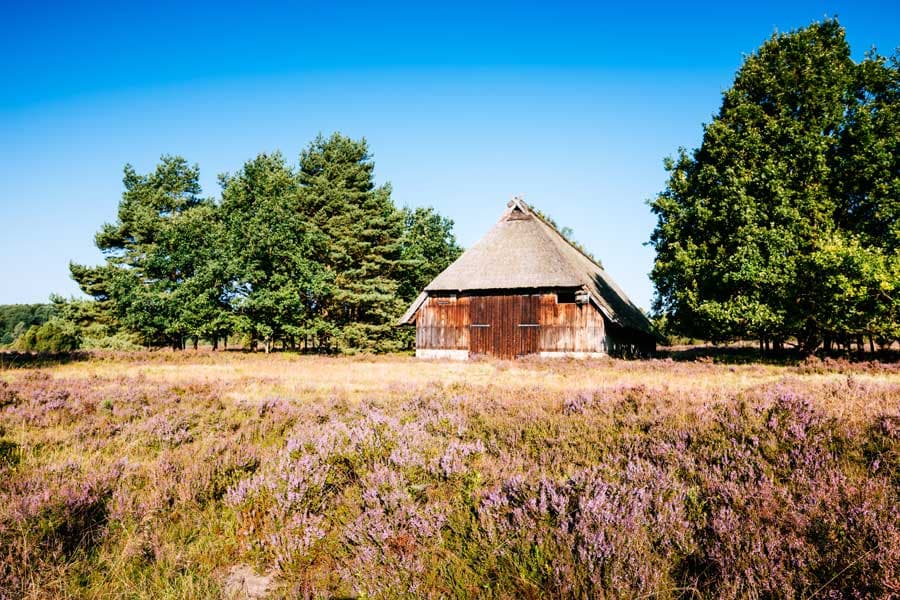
[399, 198, 655, 359]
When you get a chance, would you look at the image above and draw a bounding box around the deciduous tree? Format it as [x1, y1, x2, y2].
[650, 19, 900, 352]
[220, 152, 332, 352]
[397, 206, 463, 303]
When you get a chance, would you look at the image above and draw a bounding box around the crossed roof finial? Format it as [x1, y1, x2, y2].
[508, 195, 528, 210]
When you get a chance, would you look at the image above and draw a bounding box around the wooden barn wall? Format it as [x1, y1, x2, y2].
[415, 291, 610, 357]
[415, 295, 470, 350]
[537, 293, 607, 353]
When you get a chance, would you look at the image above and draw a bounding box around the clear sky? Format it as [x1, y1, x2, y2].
[2, 1, 898, 309]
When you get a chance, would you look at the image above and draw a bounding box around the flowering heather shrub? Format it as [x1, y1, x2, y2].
[0, 352, 898, 598]
[479, 461, 695, 597]
[342, 464, 447, 596]
[436, 438, 485, 477]
[654, 392, 900, 598]
[0, 380, 16, 408]
[142, 411, 194, 447]
[225, 396, 484, 595]
[225, 425, 340, 568]
[0, 460, 123, 595]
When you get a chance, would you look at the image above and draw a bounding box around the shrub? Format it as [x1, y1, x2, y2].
[14, 318, 81, 352]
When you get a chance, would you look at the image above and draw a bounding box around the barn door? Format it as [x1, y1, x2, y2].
[468, 295, 493, 357]
[468, 294, 540, 359]
[517, 294, 540, 357]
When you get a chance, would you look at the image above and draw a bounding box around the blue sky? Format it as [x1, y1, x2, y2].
[2, 1, 898, 309]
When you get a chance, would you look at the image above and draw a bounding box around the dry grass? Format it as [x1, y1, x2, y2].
[11, 350, 896, 393]
[19, 350, 900, 418]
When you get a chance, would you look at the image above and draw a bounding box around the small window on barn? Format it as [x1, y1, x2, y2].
[435, 295, 456, 305]
[557, 291, 577, 304]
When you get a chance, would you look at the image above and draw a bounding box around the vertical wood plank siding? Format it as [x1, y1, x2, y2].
[415, 291, 608, 358]
[538, 293, 607, 353]
[415, 296, 470, 350]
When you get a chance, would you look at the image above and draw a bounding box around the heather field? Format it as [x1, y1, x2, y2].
[1, 352, 898, 599]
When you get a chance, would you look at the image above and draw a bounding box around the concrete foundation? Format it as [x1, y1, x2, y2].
[414, 348, 608, 360]
[415, 348, 469, 360]
[538, 351, 607, 359]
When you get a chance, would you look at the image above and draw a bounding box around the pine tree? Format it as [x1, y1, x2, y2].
[298, 134, 405, 352]
[71, 156, 213, 348]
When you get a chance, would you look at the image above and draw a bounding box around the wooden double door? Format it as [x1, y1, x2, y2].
[468, 294, 540, 359]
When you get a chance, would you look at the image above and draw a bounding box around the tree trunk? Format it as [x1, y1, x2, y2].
[193, 337, 198, 350]
[800, 328, 824, 355]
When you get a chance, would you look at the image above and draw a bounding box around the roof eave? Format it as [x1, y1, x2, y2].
[398, 291, 428, 325]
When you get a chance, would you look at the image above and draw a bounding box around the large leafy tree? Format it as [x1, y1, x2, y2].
[836, 53, 900, 250]
[650, 19, 900, 351]
[162, 202, 233, 348]
[397, 206, 463, 302]
[220, 152, 332, 352]
[298, 134, 405, 352]
[805, 236, 900, 347]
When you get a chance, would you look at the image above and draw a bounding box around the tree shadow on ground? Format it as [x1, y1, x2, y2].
[0, 351, 93, 370]
[656, 344, 900, 365]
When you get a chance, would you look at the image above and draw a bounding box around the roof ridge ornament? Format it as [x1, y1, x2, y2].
[507, 195, 529, 211]
[500, 196, 533, 222]
[505, 195, 531, 220]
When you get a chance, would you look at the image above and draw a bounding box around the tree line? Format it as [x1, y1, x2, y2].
[0, 304, 55, 346]
[650, 19, 900, 353]
[47, 133, 461, 353]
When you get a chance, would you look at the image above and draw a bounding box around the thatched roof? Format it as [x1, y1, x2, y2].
[400, 198, 652, 333]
